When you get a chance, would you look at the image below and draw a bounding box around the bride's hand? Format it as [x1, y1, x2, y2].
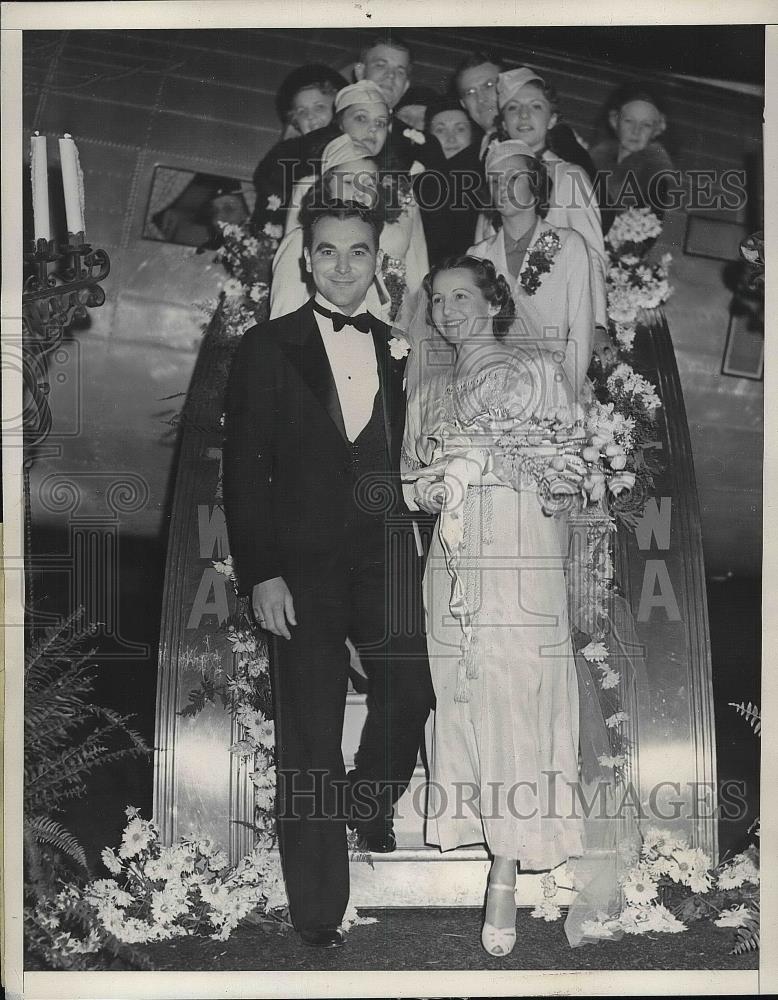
[414, 476, 446, 514]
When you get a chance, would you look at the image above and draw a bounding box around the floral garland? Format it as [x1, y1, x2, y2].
[604, 207, 673, 351]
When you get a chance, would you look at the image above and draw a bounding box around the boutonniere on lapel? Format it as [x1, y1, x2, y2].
[520, 230, 562, 296]
[388, 335, 411, 360]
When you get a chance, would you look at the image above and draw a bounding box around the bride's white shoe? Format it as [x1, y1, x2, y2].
[481, 881, 517, 957]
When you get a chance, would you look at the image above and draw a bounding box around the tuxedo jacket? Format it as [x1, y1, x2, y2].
[222, 300, 410, 595]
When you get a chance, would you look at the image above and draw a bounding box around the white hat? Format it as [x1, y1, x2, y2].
[334, 80, 388, 113]
[321, 134, 371, 173]
[484, 138, 536, 175]
[497, 67, 545, 108]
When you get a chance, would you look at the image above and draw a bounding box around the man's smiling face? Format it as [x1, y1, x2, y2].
[304, 215, 379, 314]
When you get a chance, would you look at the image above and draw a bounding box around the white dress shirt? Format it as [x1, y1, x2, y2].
[312, 293, 380, 442]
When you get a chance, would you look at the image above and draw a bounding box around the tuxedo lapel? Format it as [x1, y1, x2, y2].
[278, 304, 348, 444]
[370, 320, 402, 459]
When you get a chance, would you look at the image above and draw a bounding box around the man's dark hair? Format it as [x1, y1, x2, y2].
[358, 33, 414, 65]
[301, 198, 384, 252]
[451, 50, 506, 97]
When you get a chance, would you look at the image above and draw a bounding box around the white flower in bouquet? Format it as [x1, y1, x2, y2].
[607, 363, 662, 413]
[145, 844, 194, 882]
[249, 282, 268, 303]
[203, 849, 229, 872]
[666, 846, 712, 886]
[266, 194, 282, 212]
[263, 222, 284, 240]
[87, 879, 135, 908]
[714, 904, 755, 928]
[716, 852, 760, 889]
[201, 880, 231, 910]
[599, 665, 621, 689]
[598, 753, 628, 769]
[612, 321, 638, 352]
[118, 816, 155, 859]
[101, 846, 123, 875]
[606, 207, 663, 253]
[227, 627, 257, 654]
[212, 554, 236, 581]
[222, 277, 246, 299]
[150, 888, 189, 925]
[581, 640, 608, 662]
[643, 827, 688, 858]
[688, 871, 713, 894]
[622, 871, 659, 905]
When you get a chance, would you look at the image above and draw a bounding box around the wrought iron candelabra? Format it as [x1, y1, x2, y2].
[22, 231, 110, 447]
[21, 231, 111, 617]
[23, 231, 111, 347]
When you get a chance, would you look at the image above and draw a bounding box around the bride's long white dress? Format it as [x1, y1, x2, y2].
[415, 352, 585, 869]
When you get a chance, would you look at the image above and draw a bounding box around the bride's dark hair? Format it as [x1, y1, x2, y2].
[423, 255, 515, 339]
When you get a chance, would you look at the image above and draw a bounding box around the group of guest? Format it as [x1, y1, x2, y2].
[246, 36, 673, 333]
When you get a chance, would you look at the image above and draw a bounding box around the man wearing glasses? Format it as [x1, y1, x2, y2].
[453, 50, 505, 137]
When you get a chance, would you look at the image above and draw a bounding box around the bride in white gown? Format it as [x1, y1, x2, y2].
[403, 254, 586, 956]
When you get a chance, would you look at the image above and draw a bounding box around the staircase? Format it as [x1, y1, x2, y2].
[154, 307, 717, 904]
[342, 685, 576, 908]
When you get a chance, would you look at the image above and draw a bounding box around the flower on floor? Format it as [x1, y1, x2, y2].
[714, 904, 755, 929]
[531, 899, 562, 921]
[620, 903, 687, 935]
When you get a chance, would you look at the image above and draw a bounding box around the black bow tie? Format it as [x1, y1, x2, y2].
[313, 301, 372, 334]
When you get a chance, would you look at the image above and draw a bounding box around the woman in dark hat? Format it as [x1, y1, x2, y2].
[414, 97, 489, 266]
[251, 63, 347, 232]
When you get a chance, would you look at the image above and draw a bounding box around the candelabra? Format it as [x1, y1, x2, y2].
[23, 231, 111, 348]
[21, 230, 111, 619]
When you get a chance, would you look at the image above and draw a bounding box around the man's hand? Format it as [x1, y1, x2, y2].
[414, 476, 445, 514]
[252, 577, 297, 640]
[591, 325, 617, 369]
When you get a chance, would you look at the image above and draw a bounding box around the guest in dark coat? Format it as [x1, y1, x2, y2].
[590, 82, 674, 232]
[415, 98, 489, 265]
[251, 64, 347, 231]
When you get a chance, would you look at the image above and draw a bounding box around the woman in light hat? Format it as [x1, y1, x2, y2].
[469, 138, 594, 391]
[269, 127, 428, 322]
[476, 68, 610, 361]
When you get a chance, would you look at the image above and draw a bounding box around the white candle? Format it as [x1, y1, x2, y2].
[59, 133, 85, 237]
[31, 132, 51, 242]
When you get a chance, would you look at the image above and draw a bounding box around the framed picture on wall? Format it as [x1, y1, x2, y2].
[721, 310, 764, 380]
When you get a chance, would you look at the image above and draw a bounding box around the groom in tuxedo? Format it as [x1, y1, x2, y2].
[223, 200, 432, 948]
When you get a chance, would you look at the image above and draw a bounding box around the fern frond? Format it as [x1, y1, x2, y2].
[728, 701, 761, 736]
[25, 816, 88, 870]
[731, 900, 759, 955]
